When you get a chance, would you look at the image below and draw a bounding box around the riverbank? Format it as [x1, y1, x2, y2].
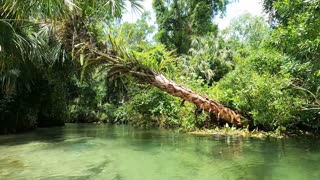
[187, 126, 319, 139]
[68, 122, 320, 139]
[187, 127, 284, 138]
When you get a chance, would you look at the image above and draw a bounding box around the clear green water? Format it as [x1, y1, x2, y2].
[0, 124, 319, 180]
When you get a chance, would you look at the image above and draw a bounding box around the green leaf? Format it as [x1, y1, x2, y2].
[80, 54, 84, 66]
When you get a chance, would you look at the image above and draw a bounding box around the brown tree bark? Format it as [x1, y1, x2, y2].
[131, 72, 242, 126]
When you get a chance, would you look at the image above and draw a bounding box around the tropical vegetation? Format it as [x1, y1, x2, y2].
[0, 0, 319, 135]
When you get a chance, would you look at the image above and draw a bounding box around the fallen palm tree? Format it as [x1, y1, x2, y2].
[58, 12, 242, 126]
[87, 38, 242, 126]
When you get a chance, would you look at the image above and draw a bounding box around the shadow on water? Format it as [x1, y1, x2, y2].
[0, 126, 66, 146]
[0, 123, 119, 146]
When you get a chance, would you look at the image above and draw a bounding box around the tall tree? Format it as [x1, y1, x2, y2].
[153, 0, 229, 54]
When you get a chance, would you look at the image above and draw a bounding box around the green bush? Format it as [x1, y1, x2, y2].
[124, 88, 181, 128]
[211, 51, 303, 130]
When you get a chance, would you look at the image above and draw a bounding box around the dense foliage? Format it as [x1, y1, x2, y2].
[153, 0, 229, 54]
[0, 0, 319, 134]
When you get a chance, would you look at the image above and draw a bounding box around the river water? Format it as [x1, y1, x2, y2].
[0, 124, 319, 180]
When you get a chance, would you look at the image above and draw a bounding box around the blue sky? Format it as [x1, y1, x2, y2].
[122, 0, 265, 29]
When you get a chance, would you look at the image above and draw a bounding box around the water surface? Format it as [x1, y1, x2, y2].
[0, 124, 319, 180]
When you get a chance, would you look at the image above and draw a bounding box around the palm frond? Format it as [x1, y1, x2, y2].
[1, 0, 71, 20]
[127, 0, 144, 13]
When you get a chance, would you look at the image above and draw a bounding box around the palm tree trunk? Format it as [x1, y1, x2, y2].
[131, 72, 242, 126]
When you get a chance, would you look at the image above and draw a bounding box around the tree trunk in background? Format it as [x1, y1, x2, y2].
[137, 73, 242, 126]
